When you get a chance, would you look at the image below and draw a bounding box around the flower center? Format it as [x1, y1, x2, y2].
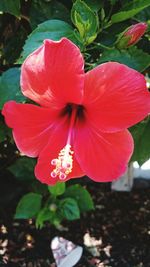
[51, 105, 80, 180]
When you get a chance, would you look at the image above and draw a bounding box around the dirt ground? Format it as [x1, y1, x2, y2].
[0, 180, 150, 267]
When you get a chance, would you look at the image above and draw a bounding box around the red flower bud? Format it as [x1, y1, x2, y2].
[116, 22, 148, 49]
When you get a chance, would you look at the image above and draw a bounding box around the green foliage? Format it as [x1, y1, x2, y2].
[18, 20, 78, 63]
[83, 0, 103, 11]
[36, 207, 62, 228]
[71, 0, 99, 45]
[0, 0, 20, 17]
[15, 183, 94, 227]
[30, 0, 70, 29]
[111, 0, 150, 23]
[98, 47, 150, 72]
[0, 68, 25, 109]
[36, 208, 53, 228]
[64, 184, 94, 212]
[130, 119, 150, 165]
[0, 0, 150, 230]
[48, 182, 66, 196]
[15, 193, 42, 219]
[59, 197, 80, 220]
[8, 157, 36, 181]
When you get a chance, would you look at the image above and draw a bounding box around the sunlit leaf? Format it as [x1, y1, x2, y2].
[18, 19, 80, 63]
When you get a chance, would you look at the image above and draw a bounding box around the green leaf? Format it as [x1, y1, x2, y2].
[111, 0, 150, 23]
[36, 206, 62, 228]
[98, 47, 150, 72]
[135, 6, 150, 21]
[130, 119, 150, 165]
[0, 68, 26, 109]
[64, 184, 94, 212]
[48, 182, 66, 196]
[0, 0, 20, 17]
[71, 0, 99, 45]
[36, 208, 50, 229]
[84, 0, 103, 11]
[30, 0, 70, 29]
[59, 198, 80, 220]
[8, 157, 36, 182]
[18, 19, 79, 63]
[15, 193, 42, 219]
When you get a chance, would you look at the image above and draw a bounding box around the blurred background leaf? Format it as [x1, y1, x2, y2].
[0, 0, 20, 17]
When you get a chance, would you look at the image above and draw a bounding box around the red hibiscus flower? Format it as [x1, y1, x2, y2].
[2, 38, 150, 185]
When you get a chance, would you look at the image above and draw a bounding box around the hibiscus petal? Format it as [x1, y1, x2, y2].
[74, 121, 134, 182]
[35, 124, 85, 185]
[21, 38, 84, 108]
[2, 101, 61, 157]
[83, 62, 150, 132]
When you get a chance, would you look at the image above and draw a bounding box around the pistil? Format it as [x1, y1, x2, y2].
[50, 106, 77, 180]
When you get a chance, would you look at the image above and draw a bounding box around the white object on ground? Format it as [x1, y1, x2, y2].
[51, 236, 83, 267]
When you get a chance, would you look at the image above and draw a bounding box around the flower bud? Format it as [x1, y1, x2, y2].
[116, 22, 148, 49]
[49, 203, 57, 212]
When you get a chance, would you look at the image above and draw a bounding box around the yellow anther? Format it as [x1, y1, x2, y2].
[51, 144, 73, 180]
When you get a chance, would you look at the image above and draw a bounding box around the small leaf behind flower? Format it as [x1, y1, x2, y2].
[48, 181, 66, 196]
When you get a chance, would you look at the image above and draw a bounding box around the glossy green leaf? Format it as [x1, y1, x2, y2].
[15, 193, 42, 219]
[0, 68, 26, 109]
[8, 157, 36, 181]
[64, 184, 94, 212]
[71, 0, 99, 45]
[0, 0, 20, 17]
[130, 119, 150, 165]
[59, 198, 80, 220]
[18, 19, 79, 63]
[111, 0, 150, 23]
[98, 47, 150, 72]
[48, 182, 66, 196]
[30, 0, 70, 29]
[84, 0, 103, 11]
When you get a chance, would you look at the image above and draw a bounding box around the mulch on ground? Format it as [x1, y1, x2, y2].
[0, 181, 150, 267]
